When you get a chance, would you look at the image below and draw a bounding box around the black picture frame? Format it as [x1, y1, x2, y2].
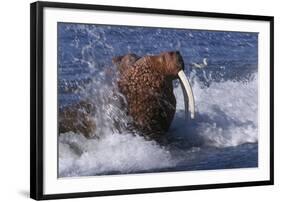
[30, 1, 274, 200]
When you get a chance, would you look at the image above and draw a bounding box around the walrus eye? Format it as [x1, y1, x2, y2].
[178, 70, 195, 119]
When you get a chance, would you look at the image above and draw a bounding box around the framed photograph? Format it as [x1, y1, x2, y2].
[30, 1, 274, 200]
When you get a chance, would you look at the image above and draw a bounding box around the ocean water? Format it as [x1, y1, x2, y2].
[58, 23, 258, 177]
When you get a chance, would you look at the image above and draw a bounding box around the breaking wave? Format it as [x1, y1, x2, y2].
[173, 72, 258, 148]
[58, 23, 258, 177]
[59, 131, 175, 177]
[59, 71, 258, 177]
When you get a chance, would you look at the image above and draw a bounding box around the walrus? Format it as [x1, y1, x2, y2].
[59, 51, 195, 138]
[114, 51, 195, 137]
[58, 101, 96, 138]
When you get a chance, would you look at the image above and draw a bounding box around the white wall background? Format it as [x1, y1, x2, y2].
[0, 0, 279, 201]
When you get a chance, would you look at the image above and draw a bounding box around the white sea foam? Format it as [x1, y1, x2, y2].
[59, 131, 175, 177]
[59, 72, 258, 177]
[58, 24, 258, 176]
[173, 73, 258, 147]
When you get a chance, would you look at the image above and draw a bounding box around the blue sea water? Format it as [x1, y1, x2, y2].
[58, 23, 258, 177]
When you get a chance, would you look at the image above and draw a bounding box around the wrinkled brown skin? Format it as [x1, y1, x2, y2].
[59, 51, 185, 139]
[115, 51, 184, 138]
[58, 101, 96, 138]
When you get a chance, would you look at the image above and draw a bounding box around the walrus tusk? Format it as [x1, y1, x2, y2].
[178, 70, 195, 119]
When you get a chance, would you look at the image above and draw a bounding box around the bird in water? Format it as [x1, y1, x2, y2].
[191, 58, 208, 69]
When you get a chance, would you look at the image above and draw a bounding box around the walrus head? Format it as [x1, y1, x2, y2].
[151, 51, 195, 119]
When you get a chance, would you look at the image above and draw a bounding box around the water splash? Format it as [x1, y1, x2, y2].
[58, 23, 258, 177]
[59, 131, 175, 177]
[59, 72, 258, 177]
[173, 73, 258, 147]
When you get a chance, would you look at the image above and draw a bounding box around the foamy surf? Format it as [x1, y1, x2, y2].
[58, 23, 259, 177]
[59, 73, 258, 177]
[59, 131, 175, 177]
[173, 72, 258, 147]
